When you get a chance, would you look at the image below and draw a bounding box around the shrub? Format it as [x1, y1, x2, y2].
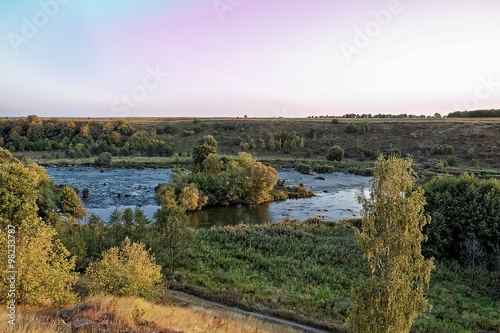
[295, 163, 311, 174]
[234, 136, 243, 146]
[326, 145, 344, 162]
[432, 144, 454, 155]
[388, 147, 401, 158]
[86, 238, 162, 300]
[164, 123, 174, 134]
[345, 122, 357, 133]
[467, 147, 477, 160]
[331, 118, 340, 124]
[307, 128, 317, 139]
[470, 158, 478, 167]
[312, 165, 334, 173]
[305, 148, 312, 158]
[348, 167, 374, 176]
[359, 121, 369, 134]
[446, 156, 458, 167]
[423, 174, 500, 261]
[240, 142, 251, 151]
[236, 123, 245, 132]
[94, 152, 112, 166]
[182, 130, 195, 137]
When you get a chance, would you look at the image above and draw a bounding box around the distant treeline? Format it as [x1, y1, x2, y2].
[0, 115, 173, 157]
[447, 109, 500, 118]
[307, 113, 436, 119]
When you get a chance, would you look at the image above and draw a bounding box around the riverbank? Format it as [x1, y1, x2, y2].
[18, 152, 500, 179]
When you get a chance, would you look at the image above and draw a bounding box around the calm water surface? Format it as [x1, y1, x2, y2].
[46, 167, 371, 228]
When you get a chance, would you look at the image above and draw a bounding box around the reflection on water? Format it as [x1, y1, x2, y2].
[46, 166, 371, 228]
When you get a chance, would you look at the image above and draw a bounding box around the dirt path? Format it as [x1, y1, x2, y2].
[167, 290, 337, 333]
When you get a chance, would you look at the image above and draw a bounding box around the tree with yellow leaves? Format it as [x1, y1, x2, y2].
[348, 155, 434, 333]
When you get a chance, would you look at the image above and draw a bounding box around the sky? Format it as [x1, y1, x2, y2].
[1, 0, 500, 118]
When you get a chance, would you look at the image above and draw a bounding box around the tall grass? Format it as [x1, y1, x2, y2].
[0, 296, 301, 333]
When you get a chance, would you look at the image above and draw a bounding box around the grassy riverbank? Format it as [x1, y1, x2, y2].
[6, 117, 500, 175]
[173, 219, 500, 332]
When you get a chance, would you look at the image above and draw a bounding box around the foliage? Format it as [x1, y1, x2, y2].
[192, 135, 218, 168]
[448, 109, 500, 118]
[265, 131, 304, 153]
[387, 147, 401, 157]
[432, 144, 454, 155]
[86, 238, 162, 300]
[446, 155, 458, 166]
[295, 163, 311, 174]
[347, 167, 374, 177]
[359, 121, 369, 134]
[153, 201, 194, 275]
[345, 122, 357, 133]
[177, 219, 367, 328]
[312, 165, 335, 174]
[422, 174, 500, 261]
[326, 145, 344, 162]
[94, 152, 112, 166]
[0, 156, 77, 306]
[0, 117, 175, 157]
[349, 156, 434, 333]
[0, 222, 78, 306]
[58, 184, 86, 220]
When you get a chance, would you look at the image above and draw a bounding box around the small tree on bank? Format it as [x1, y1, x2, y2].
[326, 145, 344, 162]
[86, 238, 162, 300]
[348, 156, 434, 333]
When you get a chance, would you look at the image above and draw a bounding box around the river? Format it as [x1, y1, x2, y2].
[45, 166, 371, 228]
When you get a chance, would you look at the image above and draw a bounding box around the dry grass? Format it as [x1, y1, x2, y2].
[0, 296, 301, 333]
[0, 309, 64, 333]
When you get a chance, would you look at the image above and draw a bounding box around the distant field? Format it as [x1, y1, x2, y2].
[7, 117, 500, 172]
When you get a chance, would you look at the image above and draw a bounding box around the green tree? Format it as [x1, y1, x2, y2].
[153, 199, 194, 275]
[0, 147, 12, 163]
[0, 158, 77, 306]
[85, 238, 162, 300]
[58, 185, 86, 220]
[326, 145, 344, 162]
[348, 156, 434, 333]
[423, 174, 500, 260]
[177, 184, 208, 211]
[192, 135, 218, 167]
[94, 152, 112, 166]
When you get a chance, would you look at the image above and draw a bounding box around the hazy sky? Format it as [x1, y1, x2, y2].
[1, 0, 500, 118]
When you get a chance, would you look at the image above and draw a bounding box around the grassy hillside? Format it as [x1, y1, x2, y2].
[12, 117, 500, 172]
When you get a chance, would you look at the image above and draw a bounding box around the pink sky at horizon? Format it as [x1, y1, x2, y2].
[1, 0, 500, 118]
